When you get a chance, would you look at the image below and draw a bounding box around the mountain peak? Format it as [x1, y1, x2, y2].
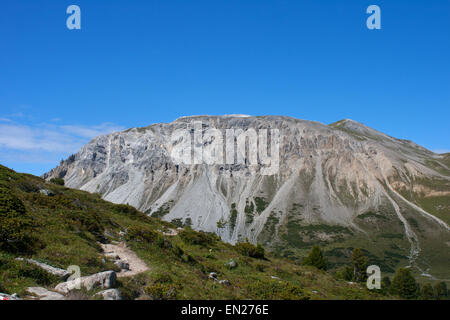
[43, 115, 450, 278]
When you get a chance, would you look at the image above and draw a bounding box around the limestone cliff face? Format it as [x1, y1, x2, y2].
[44, 116, 450, 277]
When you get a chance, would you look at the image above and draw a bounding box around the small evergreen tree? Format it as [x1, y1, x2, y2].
[341, 266, 354, 281]
[302, 246, 327, 270]
[390, 268, 418, 299]
[420, 283, 434, 300]
[434, 282, 448, 300]
[381, 276, 391, 294]
[351, 248, 367, 282]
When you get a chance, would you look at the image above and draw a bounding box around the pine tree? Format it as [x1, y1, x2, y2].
[381, 276, 391, 294]
[351, 248, 367, 282]
[342, 266, 354, 281]
[434, 282, 448, 300]
[390, 268, 418, 299]
[420, 283, 434, 300]
[302, 246, 327, 270]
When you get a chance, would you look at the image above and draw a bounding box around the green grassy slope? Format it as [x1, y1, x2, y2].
[0, 164, 388, 300]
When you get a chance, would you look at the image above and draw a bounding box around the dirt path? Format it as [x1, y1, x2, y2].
[101, 242, 149, 278]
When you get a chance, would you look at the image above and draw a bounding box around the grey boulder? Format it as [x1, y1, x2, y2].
[55, 270, 117, 294]
[94, 289, 122, 300]
[114, 260, 130, 271]
[225, 259, 237, 269]
[27, 287, 65, 300]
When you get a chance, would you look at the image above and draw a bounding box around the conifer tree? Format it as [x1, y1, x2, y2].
[381, 276, 391, 294]
[302, 246, 327, 270]
[434, 282, 448, 300]
[390, 268, 418, 299]
[351, 248, 367, 282]
[420, 283, 434, 300]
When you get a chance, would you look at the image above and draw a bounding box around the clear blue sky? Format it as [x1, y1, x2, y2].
[1, 0, 449, 175]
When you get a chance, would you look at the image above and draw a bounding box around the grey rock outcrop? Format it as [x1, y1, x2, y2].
[208, 272, 218, 280]
[0, 293, 21, 300]
[16, 258, 70, 280]
[27, 287, 65, 300]
[55, 271, 117, 294]
[218, 280, 231, 286]
[225, 259, 237, 269]
[94, 289, 122, 300]
[39, 189, 55, 196]
[114, 260, 130, 271]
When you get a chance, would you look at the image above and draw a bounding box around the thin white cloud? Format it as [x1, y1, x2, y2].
[60, 123, 123, 139]
[433, 149, 450, 154]
[0, 122, 124, 154]
[0, 118, 12, 122]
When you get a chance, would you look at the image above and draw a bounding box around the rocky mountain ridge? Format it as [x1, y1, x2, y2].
[44, 116, 450, 278]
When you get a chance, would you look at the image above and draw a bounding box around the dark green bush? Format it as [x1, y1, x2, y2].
[171, 244, 184, 257]
[114, 203, 140, 216]
[49, 178, 65, 186]
[255, 263, 266, 272]
[126, 226, 158, 243]
[144, 282, 178, 300]
[234, 241, 265, 259]
[64, 210, 104, 236]
[0, 187, 34, 253]
[144, 273, 180, 300]
[179, 229, 215, 247]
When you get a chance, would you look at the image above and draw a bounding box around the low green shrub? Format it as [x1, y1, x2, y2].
[179, 229, 215, 247]
[144, 273, 180, 300]
[246, 279, 308, 300]
[1, 259, 60, 288]
[126, 226, 158, 243]
[0, 187, 34, 253]
[49, 178, 65, 186]
[113, 203, 140, 216]
[234, 241, 265, 259]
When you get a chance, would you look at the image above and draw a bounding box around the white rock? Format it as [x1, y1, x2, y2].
[27, 287, 64, 300]
[55, 271, 117, 294]
[225, 259, 237, 269]
[39, 189, 55, 196]
[94, 289, 122, 300]
[0, 293, 21, 300]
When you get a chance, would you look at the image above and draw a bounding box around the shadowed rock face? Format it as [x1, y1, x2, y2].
[44, 115, 450, 278]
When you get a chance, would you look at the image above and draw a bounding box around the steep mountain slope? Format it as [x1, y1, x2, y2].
[44, 116, 450, 279]
[0, 164, 387, 300]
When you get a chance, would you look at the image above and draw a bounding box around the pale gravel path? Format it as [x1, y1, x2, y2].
[101, 242, 149, 278]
